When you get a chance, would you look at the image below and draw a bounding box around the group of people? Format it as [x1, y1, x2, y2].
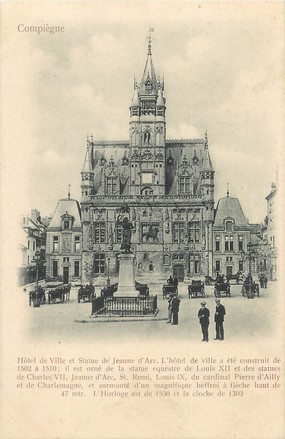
[167, 291, 226, 341]
[198, 299, 226, 342]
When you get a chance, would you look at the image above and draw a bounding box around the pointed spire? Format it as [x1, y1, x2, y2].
[148, 28, 154, 55]
[157, 87, 164, 106]
[204, 130, 208, 149]
[139, 29, 158, 96]
[82, 145, 93, 173]
[131, 84, 139, 107]
[227, 183, 229, 197]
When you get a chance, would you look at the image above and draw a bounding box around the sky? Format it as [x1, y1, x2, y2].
[2, 1, 284, 224]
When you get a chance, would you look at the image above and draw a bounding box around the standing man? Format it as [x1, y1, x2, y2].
[214, 299, 226, 340]
[198, 301, 210, 342]
[166, 293, 174, 323]
[171, 295, 181, 325]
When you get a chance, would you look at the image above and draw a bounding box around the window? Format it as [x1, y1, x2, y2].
[238, 235, 244, 251]
[215, 236, 220, 251]
[215, 260, 221, 272]
[141, 187, 153, 197]
[63, 257, 69, 262]
[64, 220, 70, 229]
[225, 235, 229, 251]
[106, 177, 117, 194]
[239, 261, 244, 272]
[173, 222, 185, 243]
[33, 241, 35, 251]
[163, 255, 170, 265]
[53, 236, 59, 252]
[28, 240, 30, 250]
[94, 222, 106, 243]
[74, 261, 80, 277]
[75, 236, 80, 252]
[188, 222, 200, 243]
[52, 260, 58, 277]
[149, 263, 153, 271]
[94, 253, 105, 274]
[226, 221, 233, 232]
[179, 177, 190, 193]
[225, 235, 233, 251]
[116, 225, 122, 243]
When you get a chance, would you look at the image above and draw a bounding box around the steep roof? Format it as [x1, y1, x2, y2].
[48, 198, 82, 229]
[214, 197, 248, 227]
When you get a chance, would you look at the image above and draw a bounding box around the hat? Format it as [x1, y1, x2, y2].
[201, 301, 206, 305]
[215, 299, 220, 302]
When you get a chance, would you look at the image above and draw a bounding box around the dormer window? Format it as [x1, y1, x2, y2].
[225, 220, 234, 232]
[61, 213, 74, 231]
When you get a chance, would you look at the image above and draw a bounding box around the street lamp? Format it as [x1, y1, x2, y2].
[31, 251, 41, 287]
[106, 256, 111, 287]
[240, 242, 256, 299]
[31, 250, 41, 307]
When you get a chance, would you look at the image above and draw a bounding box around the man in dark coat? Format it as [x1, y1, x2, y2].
[214, 299, 226, 340]
[198, 301, 210, 342]
[171, 296, 181, 325]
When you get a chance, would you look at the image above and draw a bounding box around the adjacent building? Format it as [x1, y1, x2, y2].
[80, 37, 215, 283]
[19, 209, 46, 285]
[46, 196, 82, 283]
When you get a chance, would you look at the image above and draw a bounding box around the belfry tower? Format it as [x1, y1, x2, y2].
[129, 33, 166, 196]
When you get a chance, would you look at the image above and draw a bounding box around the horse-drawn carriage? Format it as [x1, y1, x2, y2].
[135, 281, 149, 297]
[241, 281, 259, 299]
[188, 280, 205, 299]
[226, 271, 245, 284]
[205, 275, 217, 286]
[77, 284, 95, 303]
[214, 281, 230, 298]
[162, 284, 177, 300]
[101, 283, 118, 298]
[29, 286, 46, 307]
[46, 283, 71, 304]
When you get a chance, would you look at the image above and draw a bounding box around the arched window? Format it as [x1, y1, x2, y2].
[141, 187, 153, 197]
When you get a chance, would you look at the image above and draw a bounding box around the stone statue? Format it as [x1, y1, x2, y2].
[117, 203, 134, 253]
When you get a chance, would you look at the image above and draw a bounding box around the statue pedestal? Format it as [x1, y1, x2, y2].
[116, 253, 137, 297]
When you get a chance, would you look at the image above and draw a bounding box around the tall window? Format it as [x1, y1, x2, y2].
[239, 261, 244, 272]
[94, 222, 106, 243]
[225, 235, 229, 251]
[53, 236, 59, 252]
[225, 235, 233, 251]
[63, 220, 70, 229]
[94, 253, 105, 274]
[215, 236, 220, 251]
[74, 261, 80, 277]
[52, 260, 58, 277]
[106, 177, 117, 194]
[116, 225, 122, 243]
[173, 222, 185, 243]
[179, 177, 190, 193]
[215, 260, 221, 272]
[74, 236, 80, 252]
[238, 235, 244, 251]
[188, 222, 200, 243]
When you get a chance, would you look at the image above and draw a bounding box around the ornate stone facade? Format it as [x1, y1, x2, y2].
[81, 37, 215, 283]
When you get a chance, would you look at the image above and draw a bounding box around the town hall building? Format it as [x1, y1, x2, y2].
[80, 36, 215, 283]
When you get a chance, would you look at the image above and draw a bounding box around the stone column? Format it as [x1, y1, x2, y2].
[116, 253, 137, 296]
